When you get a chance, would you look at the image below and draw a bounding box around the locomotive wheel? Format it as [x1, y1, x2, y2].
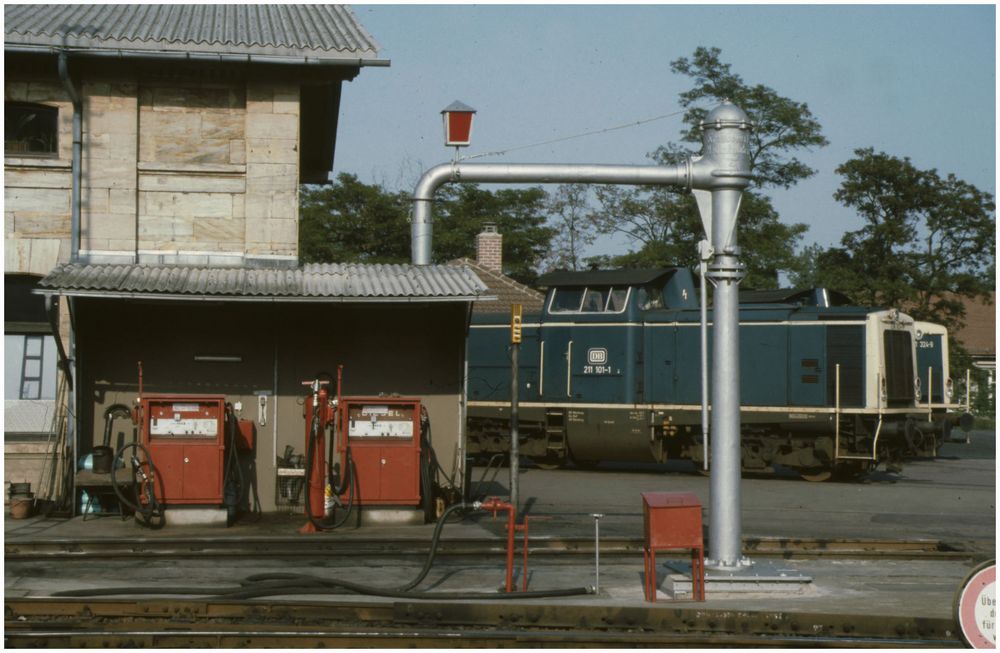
[798, 467, 833, 482]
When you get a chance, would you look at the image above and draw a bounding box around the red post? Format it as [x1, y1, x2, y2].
[480, 497, 517, 592]
[299, 382, 330, 534]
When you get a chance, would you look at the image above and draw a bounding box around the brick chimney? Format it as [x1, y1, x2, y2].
[475, 222, 502, 273]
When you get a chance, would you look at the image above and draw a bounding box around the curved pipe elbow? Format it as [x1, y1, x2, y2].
[411, 162, 457, 265]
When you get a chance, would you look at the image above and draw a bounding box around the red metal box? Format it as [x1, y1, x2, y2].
[142, 395, 225, 505]
[641, 491, 705, 601]
[339, 397, 421, 506]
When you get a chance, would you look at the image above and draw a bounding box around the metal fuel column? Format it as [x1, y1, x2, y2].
[690, 101, 753, 570]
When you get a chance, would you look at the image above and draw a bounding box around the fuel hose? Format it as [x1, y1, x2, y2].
[53, 501, 592, 600]
[110, 442, 165, 530]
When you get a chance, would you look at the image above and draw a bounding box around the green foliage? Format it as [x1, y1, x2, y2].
[794, 148, 995, 332]
[590, 185, 806, 288]
[300, 175, 555, 285]
[432, 184, 556, 285]
[587, 46, 821, 283]
[542, 184, 597, 272]
[669, 46, 829, 190]
[299, 173, 411, 265]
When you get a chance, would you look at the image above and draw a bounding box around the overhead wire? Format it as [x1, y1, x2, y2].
[458, 108, 692, 162]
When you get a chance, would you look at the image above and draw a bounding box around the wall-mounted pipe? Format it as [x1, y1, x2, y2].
[57, 50, 82, 263]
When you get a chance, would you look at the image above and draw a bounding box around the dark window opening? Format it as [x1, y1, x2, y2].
[6, 102, 58, 156]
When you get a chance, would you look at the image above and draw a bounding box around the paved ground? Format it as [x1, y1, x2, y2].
[4, 430, 995, 633]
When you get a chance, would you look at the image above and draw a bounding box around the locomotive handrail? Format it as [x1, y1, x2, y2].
[926, 367, 933, 422]
[834, 364, 840, 461]
[566, 341, 573, 398]
[539, 342, 545, 396]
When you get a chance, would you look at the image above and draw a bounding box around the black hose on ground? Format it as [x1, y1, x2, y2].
[397, 500, 472, 591]
[53, 581, 592, 601]
[110, 442, 165, 530]
[52, 500, 593, 601]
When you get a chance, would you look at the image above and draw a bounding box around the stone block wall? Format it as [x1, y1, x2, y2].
[5, 74, 302, 268]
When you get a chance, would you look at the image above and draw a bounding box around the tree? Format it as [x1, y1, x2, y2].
[299, 173, 411, 265]
[588, 47, 824, 287]
[591, 184, 807, 288]
[796, 148, 995, 332]
[299, 176, 557, 282]
[669, 46, 828, 190]
[433, 184, 556, 285]
[542, 184, 597, 272]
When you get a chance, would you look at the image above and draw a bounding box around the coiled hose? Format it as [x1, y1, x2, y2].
[53, 501, 592, 600]
[223, 408, 261, 524]
[110, 442, 165, 530]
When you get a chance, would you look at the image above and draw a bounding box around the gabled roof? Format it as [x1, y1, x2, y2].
[451, 258, 543, 314]
[4, 4, 387, 65]
[36, 262, 491, 303]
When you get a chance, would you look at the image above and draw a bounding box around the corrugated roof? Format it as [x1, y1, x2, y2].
[4, 5, 384, 63]
[36, 263, 491, 303]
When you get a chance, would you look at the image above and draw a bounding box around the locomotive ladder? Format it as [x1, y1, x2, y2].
[833, 364, 882, 463]
[544, 409, 567, 459]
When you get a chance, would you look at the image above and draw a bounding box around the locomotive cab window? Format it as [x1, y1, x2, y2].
[549, 286, 630, 314]
[637, 286, 665, 311]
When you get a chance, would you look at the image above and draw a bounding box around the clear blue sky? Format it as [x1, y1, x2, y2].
[333, 4, 996, 259]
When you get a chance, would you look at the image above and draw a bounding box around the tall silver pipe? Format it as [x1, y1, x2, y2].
[412, 163, 687, 265]
[706, 189, 747, 569]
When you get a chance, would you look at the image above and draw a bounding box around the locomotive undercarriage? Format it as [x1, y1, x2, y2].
[467, 405, 939, 481]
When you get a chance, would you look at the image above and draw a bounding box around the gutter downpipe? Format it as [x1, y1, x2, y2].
[57, 50, 83, 516]
[57, 50, 82, 264]
[410, 102, 753, 570]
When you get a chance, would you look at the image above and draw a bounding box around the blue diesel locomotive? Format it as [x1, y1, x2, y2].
[466, 268, 952, 480]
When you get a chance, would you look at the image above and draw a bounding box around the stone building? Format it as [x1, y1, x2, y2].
[5, 5, 490, 519]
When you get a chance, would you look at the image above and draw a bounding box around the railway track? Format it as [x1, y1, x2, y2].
[4, 534, 987, 560]
[4, 597, 962, 648]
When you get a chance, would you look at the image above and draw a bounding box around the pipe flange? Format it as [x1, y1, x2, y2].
[705, 263, 746, 282]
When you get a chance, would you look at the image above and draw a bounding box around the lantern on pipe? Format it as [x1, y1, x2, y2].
[441, 100, 476, 147]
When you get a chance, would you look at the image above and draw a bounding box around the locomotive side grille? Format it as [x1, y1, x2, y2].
[883, 330, 915, 406]
[826, 325, 864, 407]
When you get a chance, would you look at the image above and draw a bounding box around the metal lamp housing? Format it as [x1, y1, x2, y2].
[442, 100, 476, 147]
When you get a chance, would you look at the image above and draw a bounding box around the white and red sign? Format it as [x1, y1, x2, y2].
[957, 561, 996, 648]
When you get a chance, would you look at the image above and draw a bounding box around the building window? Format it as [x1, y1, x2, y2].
[4, 275, 58, 400]
[4, 334, 57, 400]
[5, 102, 58, 156]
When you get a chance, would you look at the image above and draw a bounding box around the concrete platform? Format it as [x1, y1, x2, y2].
[3, 509, 990, 624]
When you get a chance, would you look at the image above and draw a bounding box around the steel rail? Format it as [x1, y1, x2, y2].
[4, 535, 987, 560]
[4, 598, 960, 648]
